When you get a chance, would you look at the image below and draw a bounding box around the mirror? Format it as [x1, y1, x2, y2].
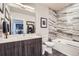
[7, 3, 36, 35]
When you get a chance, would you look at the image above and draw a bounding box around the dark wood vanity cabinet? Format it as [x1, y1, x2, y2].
[3, 42, 16, 56]
[23, 38, 42, 56]
[0, 38, 42, 56]
[0, 44, 5, 56]
[1, 41, 22, 56]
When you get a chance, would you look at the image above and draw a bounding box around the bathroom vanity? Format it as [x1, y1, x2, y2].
[0, 34, 42, 56]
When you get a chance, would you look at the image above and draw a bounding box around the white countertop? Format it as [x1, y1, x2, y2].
[44, 38, 79, 56]
[53, 39, 79, 48]
[0, 34, 42, 44]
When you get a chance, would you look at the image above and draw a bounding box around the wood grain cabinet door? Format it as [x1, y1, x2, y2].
[27, 40, 34, 56]
[34, 39, 40, 56]
[3, 42, 15, 56]
[22, 41, 28, 56]
[22, 40, 35, 56]
[0, 44, 5, 56]
[33, 39, 42, 56]
[15, 41, 22, 56]
[3, 41, 22, 56]
[18, 41, 23, 56]
[26, 39, 42, 56]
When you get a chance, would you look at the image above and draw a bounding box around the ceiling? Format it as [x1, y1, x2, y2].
[22, 3, 71, 11]
[41, 3, 71, 11]
[8, 3, 72, 13]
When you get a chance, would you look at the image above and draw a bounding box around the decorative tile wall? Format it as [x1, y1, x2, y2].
[48, 4, 79, 41]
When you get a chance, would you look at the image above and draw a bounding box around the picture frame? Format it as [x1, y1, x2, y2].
[16, 24, 23, 34]
[26, 21, 35, 25]
[26, 21, 35, 34]
[40, 17, 47, 28]
[0, 3, 4, 13]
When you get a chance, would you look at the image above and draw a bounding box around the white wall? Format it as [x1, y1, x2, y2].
[35, 4, 49, 42]
[57, 4, 79, 41]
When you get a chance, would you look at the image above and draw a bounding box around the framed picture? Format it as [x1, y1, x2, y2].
[40, 17, 47, 28]
[26, 21, 35, 34]
[0, 3, 4, 13]
[16, 24, 23, 34]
